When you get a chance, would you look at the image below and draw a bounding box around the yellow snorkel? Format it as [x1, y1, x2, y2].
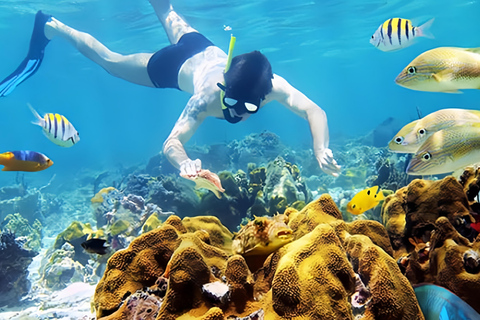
[225, 35, 236, 73]
[220, 35, 236, 111]
[218, 35, 244, 123]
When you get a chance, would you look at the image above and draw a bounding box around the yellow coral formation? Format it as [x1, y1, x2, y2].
[182, 215, 233, 251]
[141, 212, 162, 233]
[53, 221, 104, 249]
[286, 194, 343, 239]
[91, 187, 116, 203]
[94, 224, 181, 317]
[95, 195, 426, 320]
[429, 217, 480, 313]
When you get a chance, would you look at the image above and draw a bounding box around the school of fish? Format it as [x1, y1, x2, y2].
[389, 108, 480, 175]
[369, 13, 480, 176]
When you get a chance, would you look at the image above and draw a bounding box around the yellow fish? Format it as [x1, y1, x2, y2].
[389, 108, 480, 153]
[180, 169, 225, 198]
[406, 123, 480, 176]
[395, 47, 480, 93]
[347, 186, 385, 215]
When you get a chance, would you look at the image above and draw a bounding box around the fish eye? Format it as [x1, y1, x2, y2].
[394, 136, 404, 144]
[417, 128, 426, 135]
[407, 66, 417, 74]
[371, 35, 375, 39]
[421, 152, 432, 161]
[352, 204, 356, 208]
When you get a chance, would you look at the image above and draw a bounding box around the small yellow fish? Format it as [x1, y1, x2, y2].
[395, 47, 480, 93]
[347, 186, 385, 215]
[180, 169, 225, 198]
[370, 18, 434, 52]
[406, 124, 480, 176]
[389, 108, 480, 153]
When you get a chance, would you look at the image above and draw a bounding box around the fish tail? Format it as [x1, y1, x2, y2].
[27, 103, 43, 126]
[416, 18, 435, 39]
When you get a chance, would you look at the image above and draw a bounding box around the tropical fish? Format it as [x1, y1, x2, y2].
[180, 169, 225, 199]
[347, 186, 384, 215]
[406, 124, 480, 175]
[232, 215, 293, 256]
[414, 283, 480, 320]
[0, 150, 53, 172]
[29, 103, 80, 147]
[81, 238, 109, 255]
[395, 47, 480, 93]
[389, 108, 480, 153]
[370, 18, 434, 52]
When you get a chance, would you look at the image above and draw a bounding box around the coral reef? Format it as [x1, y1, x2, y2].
[381, 173, 480, 313]
[1, 212, 42, 251]
[93, 195, 423, 319]
[40, 242, 87, 290]
[0, 230, 38, 307]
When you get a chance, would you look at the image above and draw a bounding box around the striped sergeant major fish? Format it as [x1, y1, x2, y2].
[29, 103, 80, 147]
[0, 150, 53, 172]
[370, 18, 434, 52]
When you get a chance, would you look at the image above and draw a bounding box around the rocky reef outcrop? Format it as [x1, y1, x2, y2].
[0, 230, 38, 307]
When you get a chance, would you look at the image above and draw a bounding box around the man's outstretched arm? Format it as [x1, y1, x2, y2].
[270, 74, 341, 177]
[163, 95, 207, 176]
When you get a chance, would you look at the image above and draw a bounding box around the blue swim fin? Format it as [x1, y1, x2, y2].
[0, 10, 52, 97]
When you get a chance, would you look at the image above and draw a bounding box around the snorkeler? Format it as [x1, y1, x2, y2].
[0, 0, 341, 180]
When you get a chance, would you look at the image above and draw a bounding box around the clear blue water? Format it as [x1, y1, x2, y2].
[0, 0, 479, 186]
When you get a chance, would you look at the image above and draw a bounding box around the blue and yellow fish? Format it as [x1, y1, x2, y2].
[0, 150, 53, 172]
[29, 104, 80, 147]
[370, 18, 434, 52]
[347, 186, 384, 215]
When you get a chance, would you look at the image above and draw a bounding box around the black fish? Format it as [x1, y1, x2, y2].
[81, 238, 109, 255]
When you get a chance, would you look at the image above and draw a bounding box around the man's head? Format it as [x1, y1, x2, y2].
[219, 51, 273, 121]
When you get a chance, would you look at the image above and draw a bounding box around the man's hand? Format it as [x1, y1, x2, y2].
[316, 148, 341, 177]
[179, 158, 202, 177]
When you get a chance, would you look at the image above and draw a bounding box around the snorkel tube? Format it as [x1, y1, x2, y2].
[218, 35, 243, 124]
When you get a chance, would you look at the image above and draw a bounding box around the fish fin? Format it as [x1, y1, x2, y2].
[442, 89, 463, 94]
[416, 18, 435, 39]
[439, 305, 449, 320]
[432, 73, 442, 82]
[27, 103, 43, 125]
[465, 47, 480, 54]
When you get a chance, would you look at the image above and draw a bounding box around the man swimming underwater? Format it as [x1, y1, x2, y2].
[0, 0, 341, 181]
